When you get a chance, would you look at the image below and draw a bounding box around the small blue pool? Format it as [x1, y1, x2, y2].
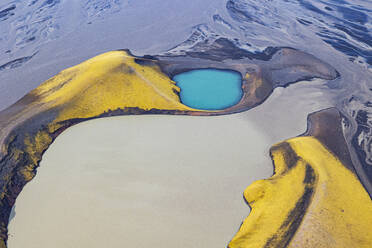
[173, 69, 243, 110]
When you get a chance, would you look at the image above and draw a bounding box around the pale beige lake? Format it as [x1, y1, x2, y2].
[8, 80, 333, 248]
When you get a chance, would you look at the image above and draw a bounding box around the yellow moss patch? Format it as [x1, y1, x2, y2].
[8, 50, 204, 207]
[229, 137, 372, 248]
[19, 166, 35, 182]
[31, 51, 198, 125]
[9, 50, 205, 193]
[24, 131, 52, 166]
[21, 131, 53, 182]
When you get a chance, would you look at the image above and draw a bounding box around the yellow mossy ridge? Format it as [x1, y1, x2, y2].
[288, 137, 372, 247]
[230, 149, 310, 247]
[14, 50, 201, 190]
[229, 137, 372, 248]
[31, 51, 198, 126]
[0, 50, 203, 205]
[24, 131, 52, 165]
[19, 166, 35, 182]
[22, 131, 52, 181]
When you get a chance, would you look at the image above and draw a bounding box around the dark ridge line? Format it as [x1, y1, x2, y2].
[301, 107, 355, 171]
[351, 110, 372, 195]
[0, 52, 38, 72]
[0, 5, 16, 20]
[212, 14, 234, 29]
[264, 164, 316, 248]
[229, 141, 315, 248]
[166, 23, 215, 52]
[186, 38, 286, 62]
[301, 107, 372, 198]
[165, 36, 289, 62]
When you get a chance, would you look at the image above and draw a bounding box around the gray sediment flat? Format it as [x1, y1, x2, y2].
[8, 79, 332, 248]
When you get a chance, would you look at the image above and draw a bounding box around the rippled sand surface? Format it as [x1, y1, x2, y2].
[7, 80, 332, 248]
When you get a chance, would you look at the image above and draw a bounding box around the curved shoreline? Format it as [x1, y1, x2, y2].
[7, 114, 272, 248]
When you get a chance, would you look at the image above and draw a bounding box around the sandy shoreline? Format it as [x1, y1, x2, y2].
[7, 79, 333, 248]
[8, 114, 272, 248]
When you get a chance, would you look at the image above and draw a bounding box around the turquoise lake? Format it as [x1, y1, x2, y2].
[173, 69, 243, 110]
